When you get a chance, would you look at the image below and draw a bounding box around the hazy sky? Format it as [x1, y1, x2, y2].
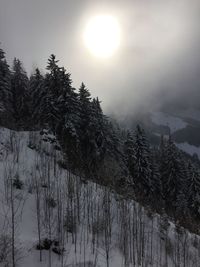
[1, 0, 200, 115]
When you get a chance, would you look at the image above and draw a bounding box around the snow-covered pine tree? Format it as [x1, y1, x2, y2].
[132, 125, 151, 196]
[77, 82, 93, 171]
[124, 131, 135, 183]
[149, 148, 162, 203]
[78, 82, 91, 124]
[0, 47, 12, 120]
[44, 54, 72, 131]
[84, 97, 112, 173]
[29, 68, 45, 124]
[161, 135, 184, 211]
[44, 54, 62, 128]
[57, 67, 79, 137]
[102, 118, 121, 162]
[11, 58, 29, 122]
[90, 98, 107, 155]
[174, 158, 190, 221]
[56, 69, 80, 171]
[187, 162, 200, 220]
[158, 135, 167, 198]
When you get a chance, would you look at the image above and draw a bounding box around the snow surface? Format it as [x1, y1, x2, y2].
[151, 111, 188, 133]
[150, 111, 200, 158]
[175, 108, 200, 122]
[176, 142, 200, 158]
[0, 127, 199, 267]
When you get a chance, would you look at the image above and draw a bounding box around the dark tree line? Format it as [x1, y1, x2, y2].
[124, 126, 200, 230]
[1, 46, 200, 232]
[0, 48, 121, 179]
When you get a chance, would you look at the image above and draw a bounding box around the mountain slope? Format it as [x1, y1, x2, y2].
[0, 127, 199, 267]
[117, 109, 200, 159]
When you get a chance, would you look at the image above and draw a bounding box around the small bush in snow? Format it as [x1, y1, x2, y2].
[64, 214, 76, 233]
[42, 238, 53, 250]
[52, 246, 64, 255]
[41, 183, 48, 188]
[36, 238, 53, 250]
[0, 234, 11, 264]
[13, 174, 24, 190]
[46, 197, 57, 208]
[27, 142, 36, 150]
[36, 238, 64, 254]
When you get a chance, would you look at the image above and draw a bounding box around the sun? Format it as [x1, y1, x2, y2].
[83, 15, 121, 58]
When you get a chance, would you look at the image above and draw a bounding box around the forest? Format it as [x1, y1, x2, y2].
[0, 46, 200, 266]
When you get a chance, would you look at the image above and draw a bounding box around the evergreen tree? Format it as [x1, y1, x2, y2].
[132, 125, 151, 196]
[187, 162, 200, 219]
[161, 136, 184, 210]
[158, 135, 167, 198]
[11, 58, 29, 122]
[149, 148, 162, 199]
[44, 55, 81, 169]
[44, 54, 72, 130]
[78, 82, 91, 125]
[0, 47, 12, 118]
[91, 98, 107, 154]
[77, 82, 93, 171]
[29, 68, 45, 123]
[57, 68, 79, 136]
[87, 97, 115, 173]
[124, 131, 135, 182]
[103, 118, 121, 160]
[57, 76, 80, 171]
[174, 159, 190, 221]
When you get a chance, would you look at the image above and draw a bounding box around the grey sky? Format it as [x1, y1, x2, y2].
[0, 0, 200, 114]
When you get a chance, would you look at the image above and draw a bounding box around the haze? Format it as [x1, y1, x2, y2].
[0, 0, 199, 115]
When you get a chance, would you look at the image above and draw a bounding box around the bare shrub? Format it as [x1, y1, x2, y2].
[0, 234, 11, 264]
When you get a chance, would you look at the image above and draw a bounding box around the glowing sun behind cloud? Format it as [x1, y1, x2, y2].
[83, 15, 121, 58]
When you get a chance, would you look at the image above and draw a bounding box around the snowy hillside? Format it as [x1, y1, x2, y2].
[0, 127, 200, 267]
[150, 111, 200, 158]
[173, 108, 200, 122]
[151, 112, 188, 134]
[175, 142, 200, 159]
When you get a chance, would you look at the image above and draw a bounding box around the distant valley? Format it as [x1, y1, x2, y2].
[117, 108, 200, 158]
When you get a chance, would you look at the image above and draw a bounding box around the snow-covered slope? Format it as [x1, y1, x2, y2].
[176, 142, 200, 158]
[0, 127, 199, 267]
[174, 108, 200, 122]
[151, 112, 188, 133]
[150, 111, 200, 158]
